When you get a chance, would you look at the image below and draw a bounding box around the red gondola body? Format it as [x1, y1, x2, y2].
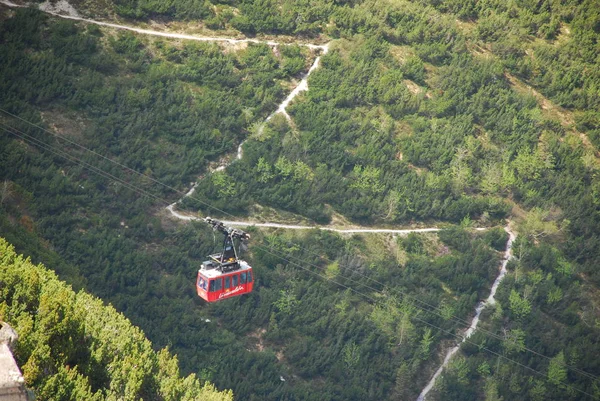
[197, 261, 253, 302]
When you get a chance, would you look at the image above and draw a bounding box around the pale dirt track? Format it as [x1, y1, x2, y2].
[0, 0, 328, 50]
[1, 4, 516, 397]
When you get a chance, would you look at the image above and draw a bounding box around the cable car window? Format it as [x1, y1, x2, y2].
[232, 274, 239, 287]
[215, 278, 222, 291]
[248, 271, 252, 282]
[199, 277, 208, 290]
[225, 276, 230, 289]
[209, 280, 215, 292]
[240, 272, 247, 284]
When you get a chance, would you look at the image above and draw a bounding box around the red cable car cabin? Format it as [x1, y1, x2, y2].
[197, 217, 254, 302]
[197, 261, 253, 302]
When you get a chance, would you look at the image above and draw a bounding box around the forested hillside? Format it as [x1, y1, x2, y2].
[1, 0, 600, 400]
[0, 238, 232, 401]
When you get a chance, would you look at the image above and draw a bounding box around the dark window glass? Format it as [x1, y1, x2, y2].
[241, 272, 247, 284]
[225, 276, 230, 289]
[209, 280, 215, 292]
[215, 278, 222, 291]
[232, 275, 239, 287]
[248, 271, 252, 282]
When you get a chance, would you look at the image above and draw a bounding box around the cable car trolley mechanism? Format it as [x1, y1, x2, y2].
[196, 217, 253, 302]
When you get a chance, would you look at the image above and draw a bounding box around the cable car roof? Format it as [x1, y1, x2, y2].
[198, 260, 252, 279]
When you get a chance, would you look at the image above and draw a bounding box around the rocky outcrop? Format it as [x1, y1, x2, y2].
[0, 323, 29, 401]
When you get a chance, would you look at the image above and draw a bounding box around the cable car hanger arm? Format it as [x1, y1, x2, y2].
[203, 217, 250, 270]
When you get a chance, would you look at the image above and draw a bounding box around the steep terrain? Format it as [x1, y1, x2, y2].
[1, 0, 600, 400]
[0, 238, 232, 401]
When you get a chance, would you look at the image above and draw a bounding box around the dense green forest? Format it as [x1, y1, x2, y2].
[0, 238, 232, 401]
[1, 0, 600, 400]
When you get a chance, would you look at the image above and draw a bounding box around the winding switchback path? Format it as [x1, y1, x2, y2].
[0, 0, 328, 51]
[416, 225, 516, 401]
[0, 4, 554, 399]
[165, 42, 329, 214]
[0, 0, 332, 227]
[1, 0, 487, 234]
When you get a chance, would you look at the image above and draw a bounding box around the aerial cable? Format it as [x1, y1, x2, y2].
[2, 119, 599, 396]
[7, 110, 587, 380]
[2, 106, 496, 320]
[2, 111, 598, 384]
[1, 114, 599, 387]
[245, 223, 600, 384]
[4, 121, 599, 399]
[0, 123, 169, 206]
[0, 108, 186, 196]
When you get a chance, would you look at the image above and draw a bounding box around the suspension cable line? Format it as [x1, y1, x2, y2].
[1, 112, 599, 395]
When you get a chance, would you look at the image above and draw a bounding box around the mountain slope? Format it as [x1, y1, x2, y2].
[2, 1, 600, 400]
[0, 237, 232, 401]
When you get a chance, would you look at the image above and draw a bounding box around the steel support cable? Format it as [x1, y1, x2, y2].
[0, 124, 168, 206]
[0, 110, 546, 344]
[1, 107, 513, 333]
[2, 112, 599, 384]
[1, 113, 599, 385]
[0, 108, 186, 195]
[224, 218, 600, 385]
[2, 122, 599, 398]
[6, 121, 599, 399]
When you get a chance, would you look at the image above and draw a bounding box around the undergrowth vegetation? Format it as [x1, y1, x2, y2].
[1, 0, 600, 400]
